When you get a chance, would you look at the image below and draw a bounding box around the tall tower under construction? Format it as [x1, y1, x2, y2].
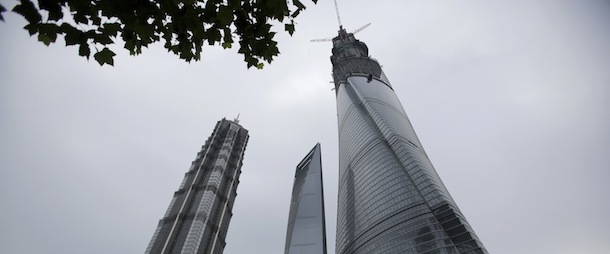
[331, 27, 488, 254]
[145, 118, 249, 254]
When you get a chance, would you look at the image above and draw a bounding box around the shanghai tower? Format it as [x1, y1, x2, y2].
[145, 118, 249, 254]
[331, 28, 487, 253]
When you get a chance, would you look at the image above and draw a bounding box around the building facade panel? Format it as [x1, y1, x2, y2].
[332, 28, 487, 254]
[145, 118, 249, 254]
[285, 144, 328, 254]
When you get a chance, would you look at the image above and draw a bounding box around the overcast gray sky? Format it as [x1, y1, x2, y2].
[1, 0, 609, 253]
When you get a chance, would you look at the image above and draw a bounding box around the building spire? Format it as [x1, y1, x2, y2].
[333, 0, 342, 29]
[234, 113, 240, 123]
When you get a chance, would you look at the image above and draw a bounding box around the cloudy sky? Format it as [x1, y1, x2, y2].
[1, 0, 609, 253]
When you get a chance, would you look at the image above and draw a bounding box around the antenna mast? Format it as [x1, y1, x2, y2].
[333, 0, 342, 28]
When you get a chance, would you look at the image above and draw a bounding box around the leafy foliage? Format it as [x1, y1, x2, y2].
[0, 0, 318, 67]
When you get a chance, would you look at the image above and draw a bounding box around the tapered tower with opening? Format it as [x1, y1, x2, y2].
[284, 143, 328, 254]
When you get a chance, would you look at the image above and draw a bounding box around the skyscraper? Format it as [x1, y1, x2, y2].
[284, 143, 328, 254]
[331, 28, 488, 253]
[145, 118, 249, 254]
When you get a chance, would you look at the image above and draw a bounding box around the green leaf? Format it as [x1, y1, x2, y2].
[264, 0, 289, 20]
[102, 23, 121, 37]
[94, 47, 116, 66]
[92, 16, 101, 26]
[285, 23, 295, 36]
[12, 0, 41, 23]
[39, 0, 63, 21]
[245, 55, 258, 68]
[23, 24, 38, 35]
[217, 5, 233, 26]
[256, 62, 264, 69]
[222, 28, 234, 46]
[60, 23, 82, 46]
[0, 3, 6, 22]
[64, 33, 81, 46]
[38, 33, 52, 46]
[124, 39, 136, 55]
[94, 34, 114, 45]
[73, 13, 88, 24]
[39, 23, 59, 33]
[11, 0, 319, 68]
[78, 43, 90, 59]
[38, 23, 59, 44]
[207, 28, 222, 45]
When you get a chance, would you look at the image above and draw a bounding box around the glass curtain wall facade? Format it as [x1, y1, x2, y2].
[284, 143, 328, 254]
[145, 118, 249, 254]
[331, 28, 487, 254]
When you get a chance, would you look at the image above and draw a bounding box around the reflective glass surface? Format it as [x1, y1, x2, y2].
[285, 144, 328, 254]
[334, 70, 487, 254]
[145, 119, 249, 254]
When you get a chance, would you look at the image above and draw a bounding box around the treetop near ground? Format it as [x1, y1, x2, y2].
[0, 0, 318, 68]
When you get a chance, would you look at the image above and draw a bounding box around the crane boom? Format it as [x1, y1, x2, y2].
[352, 23, 371, 34]
[309, 0, 370, 43]
[310, 38, 333, 42]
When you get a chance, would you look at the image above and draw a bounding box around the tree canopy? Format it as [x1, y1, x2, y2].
[0, 0, 318, 67]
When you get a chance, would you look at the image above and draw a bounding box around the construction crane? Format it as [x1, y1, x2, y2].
[310, 0, 371, 42]
[334, 0, 343, 28]
[310, 23, 371, 42]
